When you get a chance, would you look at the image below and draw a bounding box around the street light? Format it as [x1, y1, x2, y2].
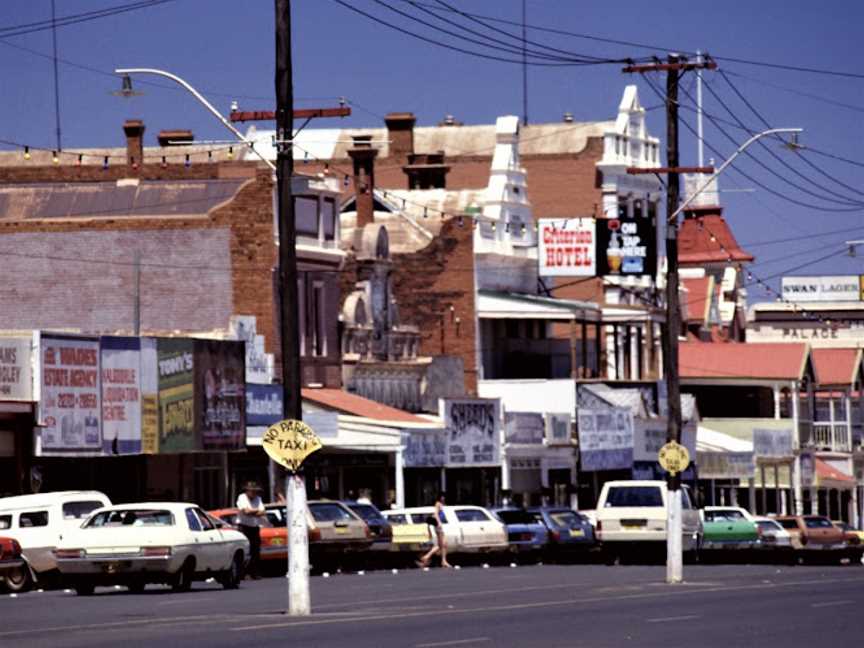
[113, 68, 276, 171]
[664, 126, 802, 585]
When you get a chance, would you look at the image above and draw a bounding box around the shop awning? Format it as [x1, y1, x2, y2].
[815, 457, 856, 488]
[697, 425, 754, 453]
[477, 290, 600, 322]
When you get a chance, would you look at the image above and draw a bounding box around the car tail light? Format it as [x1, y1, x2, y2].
[364, 524, 372, 539]
[54, 548, 85, 559]
[11, 540, 21, 556]
[550, 530, 560, 542]
[142, 546, 172, 557]
[596, 520, 602, 540]
[308, 527, 322, 542]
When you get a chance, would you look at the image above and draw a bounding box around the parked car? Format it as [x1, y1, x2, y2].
[0, 490, 111, 586]
[492, 508, 548, 560]
[528, 507, 596, 558]
[388, 505, 508, 555]
[344, 502, 393, 551]
[0, 536, 28, 593]
[753, 517, 794, 551]
[594, 481, 701, 563]
[209, 507, 298, 566]
[774, 515, 858, 562]
[54, 502, 249, 595]
[380, 511, 433, 553]
[700, 506, 759, 551]
[832, 521, 864, 546]
[265, 501, 372, 565]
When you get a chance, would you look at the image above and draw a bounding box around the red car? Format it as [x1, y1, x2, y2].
[0, 536, 30, 593]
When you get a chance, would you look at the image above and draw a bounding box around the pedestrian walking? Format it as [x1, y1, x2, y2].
[417, 493, 452, 569]
[236, 481, 266, 579]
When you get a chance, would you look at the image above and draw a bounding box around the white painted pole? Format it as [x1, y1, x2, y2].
[666, 488, 683, 583]
[286, 473, 310, 616]
[394, 447, 405, 509]
[696, 51, 704, 169]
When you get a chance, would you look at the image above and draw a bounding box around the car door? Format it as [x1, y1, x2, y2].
[184, 507, 217, 571]
[11, 509, 55, 573]
[454, 508, 496, 548]
[194, 508, 230, 570]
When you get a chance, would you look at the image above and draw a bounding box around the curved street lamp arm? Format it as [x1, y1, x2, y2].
[668, 127, 803, 223]
[114, 67, 276, 171]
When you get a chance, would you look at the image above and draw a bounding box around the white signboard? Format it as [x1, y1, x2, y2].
[538, 218, 596, 277]
[753, 428, 794, 459]
[545, 412, 572, 446]
[577, 408, 634, 471]
[697, 451, 755, 479]
[100, 337, 142, 455]
[40, 336, 102, 453]
[781, 276, 862, 303]
[633, 419, 697, 462]
[0, 338, 32, 401]
[229, 315, 274, 384]
[444, 398, 501, 467]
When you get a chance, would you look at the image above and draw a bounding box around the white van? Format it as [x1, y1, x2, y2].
[385, 505, 508, 555]
[594, 480, 701, 562]
[0, 491, 111, 585]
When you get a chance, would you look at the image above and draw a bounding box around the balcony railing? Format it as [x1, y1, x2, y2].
[810, 422, 851, 452]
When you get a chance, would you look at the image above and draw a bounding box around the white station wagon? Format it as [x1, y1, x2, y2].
[385, 505, 508, 555]
[54, 502, 249, 595]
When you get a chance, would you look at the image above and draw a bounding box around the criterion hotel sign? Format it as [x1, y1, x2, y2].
[538, 218, 596, 277]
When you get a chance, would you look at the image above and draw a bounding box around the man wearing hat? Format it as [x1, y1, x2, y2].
[236, 481, 266, 579]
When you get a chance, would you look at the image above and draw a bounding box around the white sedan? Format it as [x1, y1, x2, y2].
[54, 502, 249, 595]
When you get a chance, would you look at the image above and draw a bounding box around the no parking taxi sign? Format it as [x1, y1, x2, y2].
[262, 419, 322, 473]
[658, 440, 690, 476]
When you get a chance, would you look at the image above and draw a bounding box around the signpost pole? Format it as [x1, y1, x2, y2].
[286, 471, 309, 615]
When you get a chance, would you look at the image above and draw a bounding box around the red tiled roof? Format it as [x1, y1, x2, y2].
[812, 348, 862, 387]
[815, 457, 856, 485]
[301, 388, 428, 424]
[682, 276, 713, 324]
[678, 210, 754, 265]
[679, 342, 809, 380]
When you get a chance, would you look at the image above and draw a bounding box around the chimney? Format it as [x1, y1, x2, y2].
[384, 112, 415, 162]
[123, 119, 145, 172]
[347, 135, 378, 229]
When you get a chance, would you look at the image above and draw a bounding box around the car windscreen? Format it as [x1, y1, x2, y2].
[62, 500, 106, 520]
[548, 511, 583, 528]
[348, 504, 385, 522]
[804, 517, 833, 529]
[265, 508, 286, 527]
[604, 486, 663, 508]
[384, 513, 408, 525]
[778, 519, 799, 530]
[704, 510, 745, 522]
[85, 509, 174, 527]
[309, 503, 354, 523]
[496, 510, 534, 525]
[756, 520, 782, 532]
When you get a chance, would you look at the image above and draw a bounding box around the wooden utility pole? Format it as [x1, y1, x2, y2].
[625, 54, 716, 583]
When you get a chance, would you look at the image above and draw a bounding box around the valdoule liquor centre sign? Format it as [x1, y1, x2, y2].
[538, 217, 656, 278]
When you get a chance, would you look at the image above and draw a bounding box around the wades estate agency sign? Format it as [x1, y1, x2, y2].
[781, 276, 864, 303]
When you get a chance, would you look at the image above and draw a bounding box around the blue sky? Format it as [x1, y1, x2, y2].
[2, 0, 864, 301]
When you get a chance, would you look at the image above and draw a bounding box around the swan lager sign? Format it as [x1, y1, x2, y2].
[262, 419, 322, 473]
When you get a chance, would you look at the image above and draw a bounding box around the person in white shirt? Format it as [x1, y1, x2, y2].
[236, 481, 265, 579]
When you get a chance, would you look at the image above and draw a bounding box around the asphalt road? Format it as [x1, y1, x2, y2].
[2, 562, 863, 647]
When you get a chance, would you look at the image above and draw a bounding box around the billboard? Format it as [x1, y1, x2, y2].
[40, 335, 102, 453]
[545, 413, 572, 446]
[444, 398, 501, 467]
[753, 428, 793, 459]
[402, 428, 447, 468]
[0, 338, 32, 401]
[157, 338, 196, 452]
[504, 412, 545, 445]
[195, 339, 245, 451]
[595, 216, 657, 277]
[781, 276, 863, 303]
[100, 337, 142, 455]
[632, 419, 696, 463]
[697, 451, 755, 479]
[246, 383, 283, 427]
[577, 408, 634, 471]
[538, 218, 596, 277]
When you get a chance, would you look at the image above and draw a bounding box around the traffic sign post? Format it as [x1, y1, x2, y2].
[658, 441, 691, 583]
[262, 419, 322, 616]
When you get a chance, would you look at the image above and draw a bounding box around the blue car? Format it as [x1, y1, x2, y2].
[529, 507, 596, 559]
[493, 508, 549, 560]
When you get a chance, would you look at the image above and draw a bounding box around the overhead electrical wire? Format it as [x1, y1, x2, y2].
[0, 0, 178, 38]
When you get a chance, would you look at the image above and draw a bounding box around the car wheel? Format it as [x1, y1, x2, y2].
[220, 552, 244, 590]
[127, 581, 146, 594]
[172, 559, 195, 593]
[3, 565, 33, 593]
[74, 581, 95, 596]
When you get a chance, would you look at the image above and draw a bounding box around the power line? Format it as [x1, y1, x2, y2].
[0, 0, 177, 38]
[398, 0, 864, 81]
[723, 69, 864, 115]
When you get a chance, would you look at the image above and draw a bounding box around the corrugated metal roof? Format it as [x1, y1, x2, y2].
[301, 388, 428, 424]
[812, 348, 862, 387]
[0, 179, 246, 221]
[680, 342, 809, 381]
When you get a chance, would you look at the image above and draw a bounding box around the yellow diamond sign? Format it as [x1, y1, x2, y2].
[658, 440, 690, 476]
[262, 419, 322, 473]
